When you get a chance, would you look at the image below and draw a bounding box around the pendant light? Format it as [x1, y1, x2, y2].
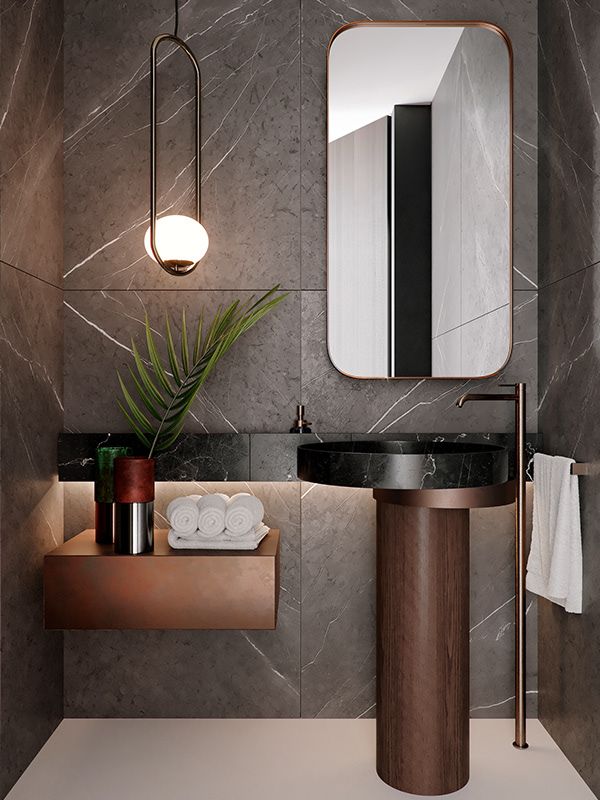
[144, 0, 208, 276]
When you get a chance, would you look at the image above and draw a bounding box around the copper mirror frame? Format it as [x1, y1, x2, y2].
[326, 21, 514, 381]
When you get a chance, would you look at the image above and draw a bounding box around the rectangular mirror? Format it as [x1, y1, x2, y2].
[327, 22, 512, 379]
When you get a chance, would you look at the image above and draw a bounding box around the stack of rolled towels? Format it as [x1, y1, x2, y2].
[166, 492, 269, 550]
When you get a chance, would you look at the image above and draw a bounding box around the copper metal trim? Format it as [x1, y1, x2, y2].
[513, 383, 528, 749]
[373, 480, 516, 510]
[325, 21, 514, 381]
[455, 383, 528, 750]
[44, 530, 280, 631]
[571, 462, 599, 476]
[150, 33, 202, 276]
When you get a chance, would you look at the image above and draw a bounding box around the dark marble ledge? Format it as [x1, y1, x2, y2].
[58, 432, 542, 483]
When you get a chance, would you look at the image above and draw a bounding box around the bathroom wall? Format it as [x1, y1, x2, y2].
[0, 0, 64, 794]
[63, 0, 537, 721]
[538, 0, 600, 795]
[431, 27, 511, 377]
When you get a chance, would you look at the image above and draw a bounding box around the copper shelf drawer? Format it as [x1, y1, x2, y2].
[44, 530, 280, 630]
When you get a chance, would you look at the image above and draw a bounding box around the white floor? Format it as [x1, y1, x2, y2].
[7, 719, 596, 800]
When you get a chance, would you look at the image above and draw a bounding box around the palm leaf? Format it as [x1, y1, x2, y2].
[126, 367, 164, 421]
[117, 373, 155, 434]
[164, 314, 181, 384]
[180, 309, 190, 373]
[193, 308, 204, 362]
[117, 286, 287, 457]
[131, 340, 168, 409]
[145, 317, 175, 397]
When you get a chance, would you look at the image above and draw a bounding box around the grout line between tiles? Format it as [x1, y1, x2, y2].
[0, 259, 63, 291]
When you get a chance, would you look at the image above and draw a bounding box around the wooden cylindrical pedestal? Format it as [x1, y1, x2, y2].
[375, 496, 470, 796]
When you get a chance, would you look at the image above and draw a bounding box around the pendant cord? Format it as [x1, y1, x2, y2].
[173, 0, 179, 38]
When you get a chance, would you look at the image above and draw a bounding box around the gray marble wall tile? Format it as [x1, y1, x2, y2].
[63, 481, 300, 718]
[0, 265, 64, 797]
[62, 0, 538, 727]
[538, 0, 600, 286]
[0, 0, 64, 287]
[300, 481, 535, 719]
[298, 0, 537, 425]
[62, 0, 539, 434]
[538, 2, 600, 788]
[470, 483, 537, 718]
[64, 289, 300, 433]
[300, 0, 537, 292]
[0, 0, 64, 793]
[302, 290, 537, 432]
[538, 259, 600, 796]
[301, 484, 376, 718]
[64, 0, 300, 291]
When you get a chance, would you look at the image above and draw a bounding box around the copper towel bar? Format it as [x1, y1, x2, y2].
[571, 462, 600, 476]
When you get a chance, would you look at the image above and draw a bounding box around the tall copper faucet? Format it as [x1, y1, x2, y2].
[456, 383, 528, 751]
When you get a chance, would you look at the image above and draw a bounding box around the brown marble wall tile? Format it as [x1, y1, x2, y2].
[538, 2, 600, 795]
[0, 266, 64, 796]
[0, 0, 64, 795]
[538, 264, 600, 795]
[0, 0, 64, 287]
[538, 0, 600, 287]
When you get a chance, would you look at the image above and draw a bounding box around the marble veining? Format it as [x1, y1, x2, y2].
[0, 265, 65, 795]
[57, 431, 542, 482]
[301, 290, 538, 432]
[64, 289, 301, 434]
[297, 439, 509, 490]
[537, 2, 600, 795]
[64, 0, 301, 291]
[538, 0, 600, 287]
[0, 0, 64, 794]
[58, 432, 250, 482]
[61, 0, 538, 724]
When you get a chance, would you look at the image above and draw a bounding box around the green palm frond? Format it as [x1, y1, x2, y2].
[117, 286, 287, 458]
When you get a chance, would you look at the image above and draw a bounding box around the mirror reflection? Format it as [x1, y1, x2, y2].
[327, 24, 511, 378]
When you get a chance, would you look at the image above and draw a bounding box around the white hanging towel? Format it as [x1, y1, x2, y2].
[526, 453, 582, 613]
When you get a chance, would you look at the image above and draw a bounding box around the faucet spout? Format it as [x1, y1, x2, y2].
[455, 391, 516, 408]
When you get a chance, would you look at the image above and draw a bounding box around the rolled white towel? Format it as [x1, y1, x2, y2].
[196, 493, 229, 539]
[166, 495, 201, 539]
[224, 492, 264, 539]
[168, 524, 269, 550]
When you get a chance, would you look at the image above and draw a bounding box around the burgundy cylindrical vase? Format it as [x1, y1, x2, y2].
[113, 456, 155, 554]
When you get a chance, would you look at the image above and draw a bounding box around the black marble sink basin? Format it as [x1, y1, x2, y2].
[297, 440, 509, 491]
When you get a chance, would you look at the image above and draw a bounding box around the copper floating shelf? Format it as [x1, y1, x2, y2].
[44, 529, 280, 631]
